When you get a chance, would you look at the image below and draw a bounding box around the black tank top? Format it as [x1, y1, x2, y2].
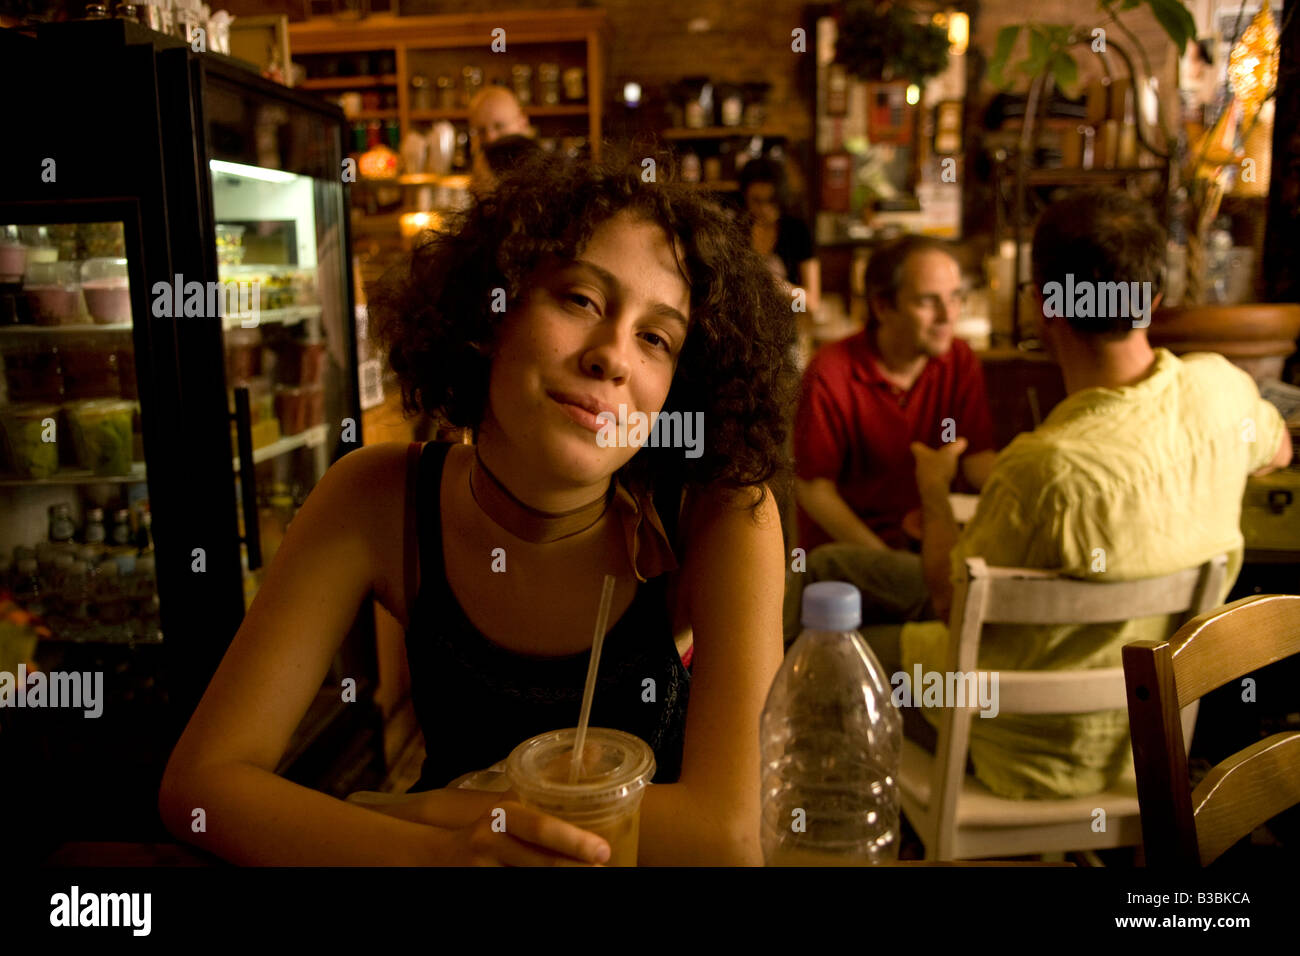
[403, 441, 692, 792]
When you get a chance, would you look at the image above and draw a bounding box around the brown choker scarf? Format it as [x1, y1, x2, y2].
[468, 449, 679, 583]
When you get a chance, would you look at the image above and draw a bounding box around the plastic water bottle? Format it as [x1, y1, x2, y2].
[760, 581, 902, 866]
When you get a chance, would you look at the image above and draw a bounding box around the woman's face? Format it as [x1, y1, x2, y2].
[481, 209, 691, 488]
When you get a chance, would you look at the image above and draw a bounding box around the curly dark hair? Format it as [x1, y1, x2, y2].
[369, 152, 798, 506]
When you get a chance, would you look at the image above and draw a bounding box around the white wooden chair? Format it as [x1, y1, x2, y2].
[899, 553, 1229, 861]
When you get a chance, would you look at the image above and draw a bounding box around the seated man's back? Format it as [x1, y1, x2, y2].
[901, 347, 1288, 798]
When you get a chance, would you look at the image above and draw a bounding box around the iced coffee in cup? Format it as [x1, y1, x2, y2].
[506, 727, 655, 867]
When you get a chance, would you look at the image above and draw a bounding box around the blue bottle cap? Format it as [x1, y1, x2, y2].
[801, 581, 862, 632]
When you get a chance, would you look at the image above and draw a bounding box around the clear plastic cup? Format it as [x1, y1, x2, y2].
[506, 727, 655, 867]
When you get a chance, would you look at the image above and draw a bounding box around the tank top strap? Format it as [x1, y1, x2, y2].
[404, 440, 454, 624]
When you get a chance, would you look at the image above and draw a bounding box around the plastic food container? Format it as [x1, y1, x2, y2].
[80, 258, 131, 324]
[225, 328, 263, 380]
[0, 402, 61, 478]
[216, 224, 245, 267]
[24, 261, 83, 326]
[65, 398, 135, 476]
[3, 345, 64, 402]
[274, 383, 323, 435]
[0, 226, 25, 283]
[277, 341, 326, 386]
[60, 336, 121, 399]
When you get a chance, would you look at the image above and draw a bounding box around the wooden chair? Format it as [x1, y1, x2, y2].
[899, 553, 1229, 861]
[1123, 593, 1300, 866]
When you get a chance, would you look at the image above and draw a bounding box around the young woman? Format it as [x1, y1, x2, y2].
[158, 156, 797, 866]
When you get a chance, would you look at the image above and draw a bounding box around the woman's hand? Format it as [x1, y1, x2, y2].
[431, 800, 611, 866]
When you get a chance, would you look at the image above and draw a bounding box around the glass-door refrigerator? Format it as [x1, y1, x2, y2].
[0, 19, 385, 862]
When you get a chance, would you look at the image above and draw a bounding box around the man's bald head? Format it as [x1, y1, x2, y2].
[469, 87, 530, 150]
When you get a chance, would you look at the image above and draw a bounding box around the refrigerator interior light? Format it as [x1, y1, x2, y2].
[209, 159, 300, 184]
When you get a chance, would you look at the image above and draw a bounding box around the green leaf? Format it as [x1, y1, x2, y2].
[1021, 28, 1051, 76]
[1051, 52, 1080, 97]
[1144, 0, 1196, 55]
[988, 25, 1021, 89]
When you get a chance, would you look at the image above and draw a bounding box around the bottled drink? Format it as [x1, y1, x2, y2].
[84, 507, 107, 546]
[760, 581, 902, 866]
[110, 508, 132, 547]
[49, 503, 76, 543]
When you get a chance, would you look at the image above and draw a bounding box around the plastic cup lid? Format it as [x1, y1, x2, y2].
[506, 727, 655, 807]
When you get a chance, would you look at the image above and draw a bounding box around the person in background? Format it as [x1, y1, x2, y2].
[468, 86, 532, 160]
[784, 234, 996, 643]
[882, 186, 1292, 799]
[471, 133, 545, 196]
[738, 157, 820, 316]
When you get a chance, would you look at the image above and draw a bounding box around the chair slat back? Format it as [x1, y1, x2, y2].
[925, 554, 1228, 861]
[1125, 594, 1300, 865]
[1192, 732, 1300, 865]
[1167, 594, 1300, 709]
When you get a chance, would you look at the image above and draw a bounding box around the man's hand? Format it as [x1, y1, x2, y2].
[911, 437, 968, 497]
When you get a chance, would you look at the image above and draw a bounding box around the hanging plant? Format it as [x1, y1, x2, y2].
[835, 0, 951, 85]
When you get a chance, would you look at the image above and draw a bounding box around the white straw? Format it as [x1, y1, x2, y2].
[570, 574, 616, 784]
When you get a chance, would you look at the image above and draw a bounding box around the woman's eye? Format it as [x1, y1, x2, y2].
[640, 331, 672, 352]
[566, 292, 599, 312]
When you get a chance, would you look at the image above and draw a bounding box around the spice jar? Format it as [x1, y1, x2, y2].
[410, 73, 431, 111]
[511, 64, 533, 106]
[538, 63, 560, 106]
[562, 67, 585, 102]
[461, 66, 483, 108]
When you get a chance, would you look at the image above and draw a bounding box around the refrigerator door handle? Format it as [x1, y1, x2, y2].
[232, 386, 264, 571]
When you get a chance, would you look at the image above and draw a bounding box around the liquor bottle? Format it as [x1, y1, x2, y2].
[135, 510, 154, 556]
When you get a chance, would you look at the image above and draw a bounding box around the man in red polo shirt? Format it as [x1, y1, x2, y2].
[785, 235, 996, 642]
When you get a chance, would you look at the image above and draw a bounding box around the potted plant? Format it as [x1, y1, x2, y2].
[834, 0, 951, 85]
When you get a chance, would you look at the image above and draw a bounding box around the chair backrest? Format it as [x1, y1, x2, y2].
[925, 554, 1229, 860]
[1123, 593, 1300, 866]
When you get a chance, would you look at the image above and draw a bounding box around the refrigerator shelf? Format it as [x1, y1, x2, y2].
[0, 322, 134, 336]
[232, 422, 327, 471]
[0, 462, 147, 487]
[220, 304, 322, 331]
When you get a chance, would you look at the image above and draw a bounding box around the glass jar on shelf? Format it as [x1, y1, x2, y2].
[461, 66, 483, 108]
[562, 67, 586, 102]
[511, 64, 533, 106]
[538, 63, 560, 106]
[61, 333, 122, 399]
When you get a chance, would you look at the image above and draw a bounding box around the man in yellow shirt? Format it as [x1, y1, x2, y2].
[865, 187, 1293, 799]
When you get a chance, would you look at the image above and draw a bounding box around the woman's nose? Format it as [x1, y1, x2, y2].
[580, 325, 633, 382]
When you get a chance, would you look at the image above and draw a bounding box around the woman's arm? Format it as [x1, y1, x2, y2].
[635, 484, 786, 865]
[158, 444, 603, 866]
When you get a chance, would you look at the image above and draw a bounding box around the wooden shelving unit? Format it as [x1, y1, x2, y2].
[289, 10, 607, 158]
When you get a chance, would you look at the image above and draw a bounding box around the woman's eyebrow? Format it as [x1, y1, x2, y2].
[571, 258, 688, 331]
